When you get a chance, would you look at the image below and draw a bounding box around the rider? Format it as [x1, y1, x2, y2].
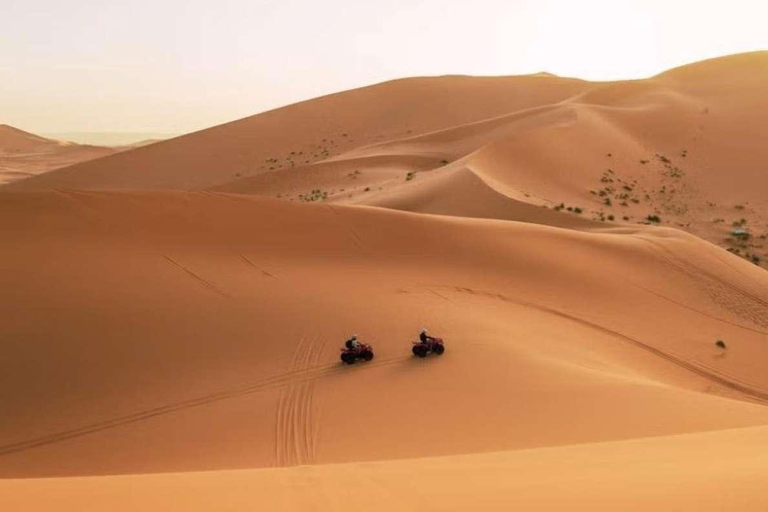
[346, 334, 360, 350]
[419, 328, 433, 344]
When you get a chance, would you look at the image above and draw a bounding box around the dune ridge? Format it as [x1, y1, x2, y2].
[0, 125, 119, 185]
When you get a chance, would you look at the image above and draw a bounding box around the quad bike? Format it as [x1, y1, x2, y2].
[340, 342, 374, 364]
[412, 337, 445, 358]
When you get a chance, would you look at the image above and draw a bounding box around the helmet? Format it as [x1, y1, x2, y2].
[350, 334, 358, 340]
[420, 328, 428, 334]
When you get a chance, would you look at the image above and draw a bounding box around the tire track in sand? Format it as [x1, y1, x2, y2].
[164, 256, 231, 298]
[0, 354, 408, 458]
[448, 286, 768, 406]
[274, 335, 326, 466]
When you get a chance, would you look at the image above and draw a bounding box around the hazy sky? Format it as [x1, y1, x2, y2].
[2, 0, 767, 135]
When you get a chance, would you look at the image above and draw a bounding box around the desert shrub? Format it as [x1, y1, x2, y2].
[300, 189, 328, 202]
[646, 214, 661, 223]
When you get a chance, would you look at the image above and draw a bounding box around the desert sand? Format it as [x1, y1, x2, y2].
[0, 125, 124, 186]
[2, 52, 768, 510]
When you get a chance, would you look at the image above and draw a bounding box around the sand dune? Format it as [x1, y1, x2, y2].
[10, 54, 761, 261]
[0, 125, 118, 185]
[2, 52, 768, 510]
[4, 425, 768, 511]
[2, 191, 768, 479]
[3, 75, 590, 191]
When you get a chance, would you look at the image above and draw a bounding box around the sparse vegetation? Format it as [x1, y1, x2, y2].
[646, 214, 661, 223]
[406, 171, 415, 181]
[299, 189, 328, 202]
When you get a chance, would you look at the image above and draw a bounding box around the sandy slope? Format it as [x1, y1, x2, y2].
[4, 425, 768, 511]
[2, 191, 768, 480]
[0, 125, 118, 185]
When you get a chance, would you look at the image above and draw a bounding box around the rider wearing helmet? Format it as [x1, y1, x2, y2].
[419, 328, 433, 344]
[346, 334, 360, 350]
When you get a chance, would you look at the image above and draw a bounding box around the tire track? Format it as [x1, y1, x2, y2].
[239, 254, 276, 279]
[635, 236, 768, 329]
[274, 335, 326, 466]
[0, 354, 406, 458]
[325, 204, 364, 250]
[164, 256, 231, 297]
[632, 282, 768, 336]
[447, 286, 768, 406]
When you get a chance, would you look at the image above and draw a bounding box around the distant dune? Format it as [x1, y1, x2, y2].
[7, 53, 767, 265]
[0, 125, 120, 185]
[2, 53, 768, 511]
[43, 132, 176, 146]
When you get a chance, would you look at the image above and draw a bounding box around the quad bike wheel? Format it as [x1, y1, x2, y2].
[341, 352, 355, 364]
[433, 344, 445, 355]
[362, 350, 374, 361]
[413, 345, 428, 358]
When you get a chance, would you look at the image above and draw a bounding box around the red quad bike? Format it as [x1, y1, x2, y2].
[412, 337, 445, 358]
[340, 342, 374, 364]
